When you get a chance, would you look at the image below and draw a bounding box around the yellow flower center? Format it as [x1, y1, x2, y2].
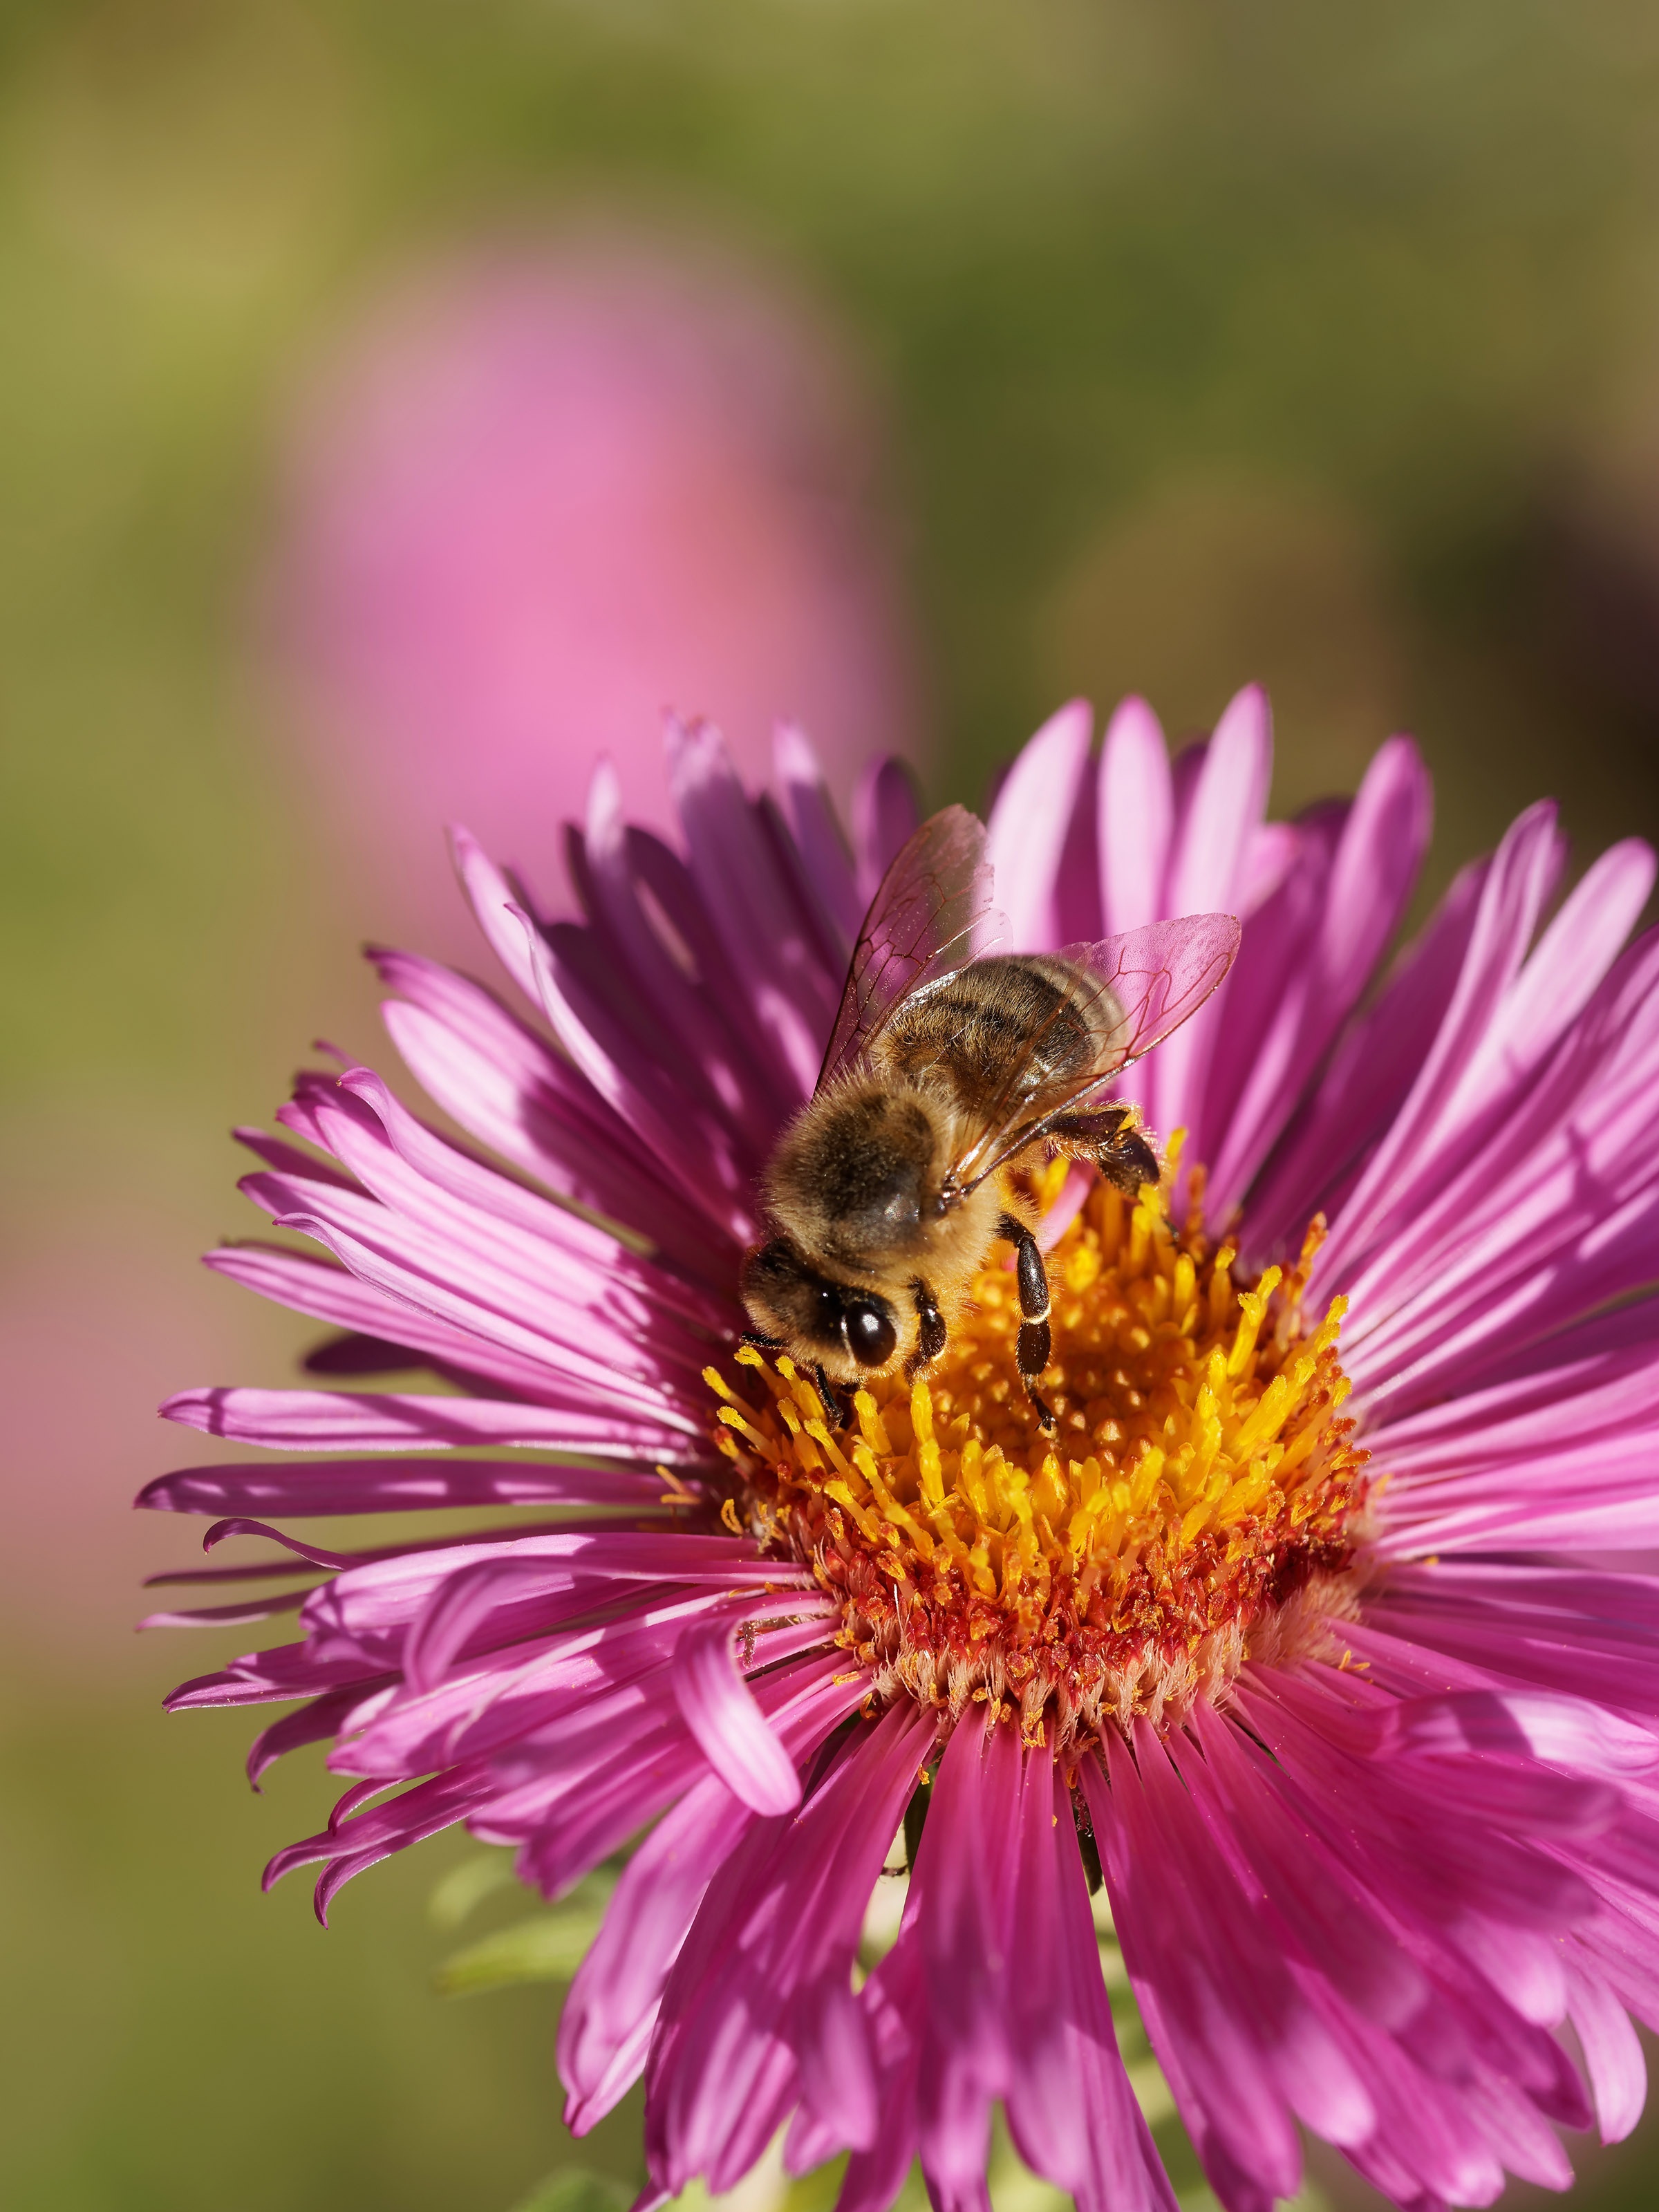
[707, 1150, 1369, 1748]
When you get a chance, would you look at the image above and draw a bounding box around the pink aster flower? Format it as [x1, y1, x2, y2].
[147, 689, 1659, 2212]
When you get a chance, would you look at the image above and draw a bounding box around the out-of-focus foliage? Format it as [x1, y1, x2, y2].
[435, 1867, 616, 1998]
[6, 3, 1659, 2209]
[510, 2171, 633, 2212]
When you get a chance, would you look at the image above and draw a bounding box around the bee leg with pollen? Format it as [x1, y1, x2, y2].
[997, 1211, 1056, 1431]
[1046, 1106, 1159, 1194]
[905, 1278, 948, 1380]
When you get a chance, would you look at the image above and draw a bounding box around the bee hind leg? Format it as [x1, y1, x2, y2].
[1047, 1107, 1159, 1195]
[997, 1212, 1056, 1432]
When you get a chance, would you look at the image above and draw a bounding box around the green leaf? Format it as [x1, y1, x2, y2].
[436, 1909, 603, 1996]
[508, 2166, 635, 2212]
[429, 1848, 521, 1932]
[435, 1870, 617, 1997]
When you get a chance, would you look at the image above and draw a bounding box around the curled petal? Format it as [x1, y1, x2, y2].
[672, 1617, 803, 1817]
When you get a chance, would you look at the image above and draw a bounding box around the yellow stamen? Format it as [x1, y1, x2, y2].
[708, 1172, 1368, 1746]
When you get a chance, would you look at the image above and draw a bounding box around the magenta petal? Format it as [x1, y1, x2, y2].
[1566, 1959, 1647, 2142]
[646, 1700, 931, 2195]
[371, 949, 718, 1273]
[664, 715, 840, 1101]
[137, 1452, 670, 1518]
[1183, 1700, 1426, 2031]
[579, 761, 797, 1145]
[1197, 806, 1347, 1203]
[774, 722, 863, 948]
[341, 1589, 835, 1783]
[1240, 849, 1489, 1262]
[450, 823, 547, 1011]
[1002, 1746, 1177, 2211]
[1205, 737, 1431, 1218]
[852, 755, 921, 897]
[1086, 1728, 1304, 2200]
[984, 697, 1093, 953]
[1238, 1669, 1601, 1947]
[1464, 836, 1655, 1094]
[162, 1382, 697, 1456]
[1098, 695, 1173, 938]
[560, 1770, 753, 2132]
[486, 1655, 860, 1906]
[835, 1923, 926, 2212]
[1309, 798, 1564, 1289]
[331, 1061, 731, 1335]
[1143, 684, 1272, 1143]
[246, 1688, 373, 1790]
[910, 1720, 1020, 2195]
[672, 1617, 803, 1815]
[1161, 684, 1273, 917]
[205, 1241, 583, 1404]
[264, 1767, 495, 1922]
[515, 904, 758, 1240]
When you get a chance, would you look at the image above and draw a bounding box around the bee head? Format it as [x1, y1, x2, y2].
[740, 1237, 899, 1376]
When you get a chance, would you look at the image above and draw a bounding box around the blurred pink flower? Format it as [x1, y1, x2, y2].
[271, 232, 916, 944]
[0, 1177, 265, 1675]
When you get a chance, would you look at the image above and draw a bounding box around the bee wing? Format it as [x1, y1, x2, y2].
[946, 911, 1241, 1194]
[1058, 910, 1243, 1080]
[816, 803, 1000, 1092]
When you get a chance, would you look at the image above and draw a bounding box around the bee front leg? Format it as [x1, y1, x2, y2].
[905, 1278, 947, 1380]
[813, 1363, 854, 1430]
[997, 1212, 1056, 1432]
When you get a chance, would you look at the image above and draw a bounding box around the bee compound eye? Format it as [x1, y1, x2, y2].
[843, 1301, 897, 1369]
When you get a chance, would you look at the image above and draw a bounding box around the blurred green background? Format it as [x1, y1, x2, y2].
[6, 2, 1659, 2207]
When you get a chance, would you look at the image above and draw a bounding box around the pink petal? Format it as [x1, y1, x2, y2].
[161, 1382, 700, 1456]
[205, 1243, 584, 1403]
[373, 948, 718, 1273]
[852, 756, 921, 899]
[141, 1442, 655, 1530]
[1097, 695, 1172, 937]
[665, 715, 840, 1100]
[1002, 1744, 1177, 2211]
[1309, 798, 1564, 1290]
[561, 1770, 755, 2132]
[774, 721, 863, 948]
[512, 901, 758, 1243]
[1240, 852, 1488, 1263]
[1566, 1960, 1647, 2141]
[1206, 738, 1431, 1216]
[642, 1695, 919, 2193]
[451, 823, 547, 1011]
[1085, 1732, 1302, 2200]
[1143, 684, 1272, 1142]
[984, 697, 1094, 953]
[673, 1615, 804, 1815]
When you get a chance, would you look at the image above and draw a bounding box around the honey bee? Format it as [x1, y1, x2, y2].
[740, 805, 1239, 1431]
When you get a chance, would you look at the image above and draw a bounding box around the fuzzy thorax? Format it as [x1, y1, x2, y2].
[707, 1154, 1369, 1747]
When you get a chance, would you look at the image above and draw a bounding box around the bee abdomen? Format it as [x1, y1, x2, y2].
[882, 954, 1099, 1107]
